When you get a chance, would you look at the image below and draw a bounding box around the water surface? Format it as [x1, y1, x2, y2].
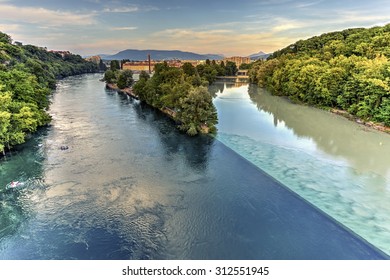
[212, 82, 390, 255]
[0, 74, 387, 259]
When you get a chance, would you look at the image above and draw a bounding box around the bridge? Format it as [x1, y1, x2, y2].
[216, 69, 249, 83]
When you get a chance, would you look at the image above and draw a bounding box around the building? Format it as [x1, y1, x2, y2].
[237, 69, 249, 77]
[121, 58, 206, 73]
[85, 55, 102, 64]
[223, 56, 251, 68]
[181, 60, 204, 66]
[122, 61, 156, 73]
[49, 50, 71, 58]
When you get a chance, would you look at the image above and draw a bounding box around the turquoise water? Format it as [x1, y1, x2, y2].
[0, 74, 387, 259]
[213, 82, 390, 255]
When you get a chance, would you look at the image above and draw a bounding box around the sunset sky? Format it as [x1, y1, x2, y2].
[1, 0, 390, 57]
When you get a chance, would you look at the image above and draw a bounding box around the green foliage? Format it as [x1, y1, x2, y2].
[374, 98, 390, 126]
[224, 61, 238, 76]
[0, 31, 12, 44]
[251, 24, 390, 126]
[196, 64, 218, 84]
[139, 71, 150, 81]
[103, 70, 117, 84]
[182, 62, 196, 76]
[0, 30, 98, 154]
[132, 63, 218, 135]
[117, 70, 134, 89]
[177, 86, 218, 135]
[239, 63, 252, 70]
[104, 59, 241, 135]
[110, 60, 120, 71]
[99, 59, 107, 71]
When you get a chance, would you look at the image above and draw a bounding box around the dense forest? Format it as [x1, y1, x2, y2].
[0, 31, 99, 155]
[106, 61, 219, 136]
[249, 24, 390, 126]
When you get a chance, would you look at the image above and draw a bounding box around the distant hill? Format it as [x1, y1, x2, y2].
[101, 49, 224, 61]
[249, 51, 270, 60]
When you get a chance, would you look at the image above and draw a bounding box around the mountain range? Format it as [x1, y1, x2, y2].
[98, 49, 271, 61]
[248, 51, 270, 60]
[100, 49, 224, 61]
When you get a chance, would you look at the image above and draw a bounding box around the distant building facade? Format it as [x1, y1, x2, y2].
[237, 69, 249, 77]
[122, 61, 156, 72]
[85, 55, 102, 64]
[223, 56, 251, 68]
[121, 59, 205, 73]
[49, 50, 71, 58]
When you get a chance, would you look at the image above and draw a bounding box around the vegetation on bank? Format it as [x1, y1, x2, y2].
[103, 61, 134, 89]
[104, 61, 219, 135]
[249, 24, 390, 127]
[0, 31, 99, 155]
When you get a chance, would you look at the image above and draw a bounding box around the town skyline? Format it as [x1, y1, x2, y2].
[1, 0, 390, 57]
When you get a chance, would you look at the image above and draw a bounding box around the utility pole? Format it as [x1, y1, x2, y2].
[148, 54, 151, 74]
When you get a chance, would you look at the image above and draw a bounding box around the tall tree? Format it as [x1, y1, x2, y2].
[110, 60, 120, 71]
[117, 70, 134, 89]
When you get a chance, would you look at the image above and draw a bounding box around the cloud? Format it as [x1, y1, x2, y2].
[337, 11, 390, 25]
[110, 26, 138, 31]
[271, 18, 306, 32]
[156, 28, 232, 39]
[69, 38, 135, 55]
[0, 24, 20, 32]
[295, 1, 323, 8]
[103, 6, 139, 13]
[0, 3, 96, 26]
[151, 28, 293, 56]
[103, 5, 158, 13]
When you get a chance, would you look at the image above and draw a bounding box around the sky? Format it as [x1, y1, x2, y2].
[1, 0, 390, 57]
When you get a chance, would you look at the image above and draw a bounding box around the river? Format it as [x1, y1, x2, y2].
[0, 74, 388, 259]
[212, 82, 390, 255]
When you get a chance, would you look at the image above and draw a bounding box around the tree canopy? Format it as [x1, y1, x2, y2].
[249, 24, 390, 126]
[0, 31, 99, 155]
[132, 62, 218, 135]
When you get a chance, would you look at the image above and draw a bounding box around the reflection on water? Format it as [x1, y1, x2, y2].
[247, 85, 390, 177]
[0, 74, 387, 259]
[213, 82, 390, 255]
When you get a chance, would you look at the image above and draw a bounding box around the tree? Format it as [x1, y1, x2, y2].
[0, 87, 12, 154]
[225, 61, 238, 76]
[103, 70, 117, 84]
[139, 71, 150, 81]
[196, 64, 217, 84]
[117, 70, 134, 89]
[0, 31, 12, 44]
[0, 30, 98, 154]
[177, 86, 218, 135]
[182, 62, 195, 76]
[110, 60, 120, 71]
[374, 98, 390, 126]
[132, 63, 218, 135]
[99, 59, 107, 71]
[250, 23, 390, 126]
[239, 63, 252, 70]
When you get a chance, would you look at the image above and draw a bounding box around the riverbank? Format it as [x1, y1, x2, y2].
[2, 74, 389, 259]
[105, 82, 211, 135]
[330, 108, 390, 134]
[105, 83, 139, 99]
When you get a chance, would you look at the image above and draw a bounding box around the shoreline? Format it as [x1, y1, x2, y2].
[330, 108, 390, 134]
[105, 82, 210, 135]
[105, 83, 139, 99]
